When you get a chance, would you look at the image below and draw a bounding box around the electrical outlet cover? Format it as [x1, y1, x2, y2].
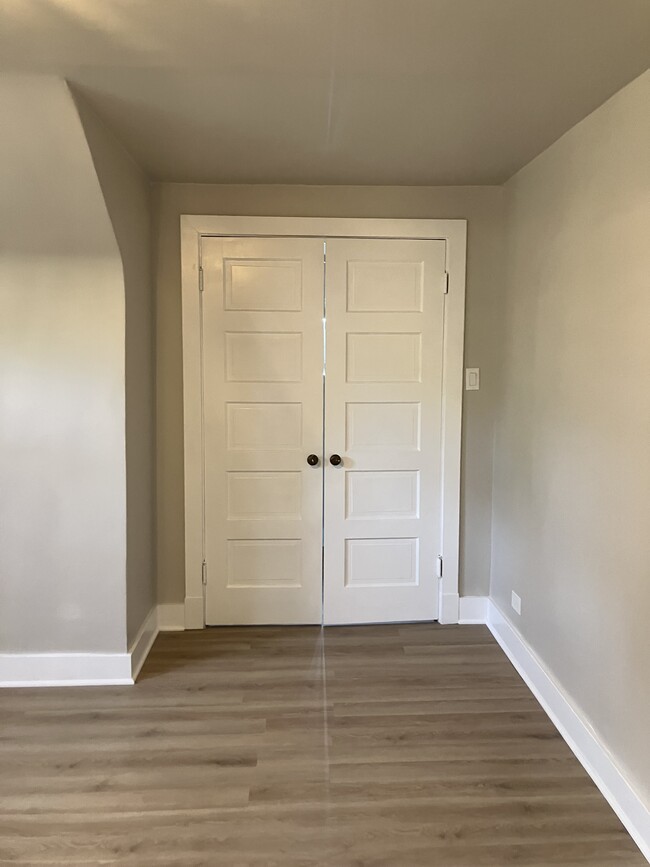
[511, 591, 522, 615]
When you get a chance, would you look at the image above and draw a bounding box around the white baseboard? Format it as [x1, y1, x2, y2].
[458, 595, 488, 624]
[0, 652, 133, 688]
[486, 600, 650, 863]
[0, 601, 189, 689]
[184, 595, 204, 629]
[438, 591, 460, 624]
[158, 602, 186, 631]
[129, 606, 159, 680]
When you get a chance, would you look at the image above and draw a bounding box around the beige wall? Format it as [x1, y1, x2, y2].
[492, 72, 650, 802]
[0, 76, 127, 653]
[154, 183, 505, 604]
[75, 94, 156, 646]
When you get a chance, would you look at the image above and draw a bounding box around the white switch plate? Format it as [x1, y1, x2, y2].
[511, 591, 522, 615]
[465, 368, 480, 390]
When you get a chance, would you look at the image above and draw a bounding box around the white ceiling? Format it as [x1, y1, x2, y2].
[1, 0, 649, 184]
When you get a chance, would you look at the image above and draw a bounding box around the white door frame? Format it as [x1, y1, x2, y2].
[180, 215, 467, 628]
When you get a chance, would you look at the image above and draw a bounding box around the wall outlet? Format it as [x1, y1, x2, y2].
[511, 591, 522, 615]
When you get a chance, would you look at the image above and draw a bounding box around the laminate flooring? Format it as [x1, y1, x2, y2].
[0, 624, 645, 865]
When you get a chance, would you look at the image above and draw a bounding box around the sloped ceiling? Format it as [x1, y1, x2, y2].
[1, 0, 649, 184]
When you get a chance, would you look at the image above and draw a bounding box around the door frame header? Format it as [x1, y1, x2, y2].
[180, 215, 467, 628]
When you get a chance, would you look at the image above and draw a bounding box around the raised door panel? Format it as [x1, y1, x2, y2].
[225, 332, 303, 382]
[345, 538, 419, 587]
[226, 472, 302, 521]
[345, 402, 421, 452]
[224, 258, 303, 311]
[346, 332, 422, 383]
[227, 540, 302, 588]
[226, 403, 303, 451]
[323, 238, 446, 625]
[202, 236, 324, 625]
[345, 471, 420, 520]
[347, 260, 424, 313]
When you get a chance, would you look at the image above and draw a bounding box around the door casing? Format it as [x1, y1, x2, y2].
[180, 216, 467, 628]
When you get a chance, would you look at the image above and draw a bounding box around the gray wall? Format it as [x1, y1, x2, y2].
[492, 71, 650, 802]
[75, 94, 156, 646]
[154, 183, 505, 605]
[0, 76, 127, 653]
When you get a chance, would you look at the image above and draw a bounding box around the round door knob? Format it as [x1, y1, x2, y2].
[329, 454, 342, 466]
[307, 454, 320, 466]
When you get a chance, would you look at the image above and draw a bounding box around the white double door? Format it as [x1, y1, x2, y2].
[202, 235, 446, 625]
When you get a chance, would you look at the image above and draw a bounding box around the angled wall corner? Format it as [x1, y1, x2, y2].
[72, 86, 157, 649]
[0, 75, 127, 656]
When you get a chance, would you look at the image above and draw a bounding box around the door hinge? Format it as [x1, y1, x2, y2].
[199, 264, 204, 292]
[442, 271, 449, 294]
[436, 555, 443, 579]
[201, 560, 207, 585]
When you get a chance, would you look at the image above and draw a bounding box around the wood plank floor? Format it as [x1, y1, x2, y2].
[0, 624, 644, 865]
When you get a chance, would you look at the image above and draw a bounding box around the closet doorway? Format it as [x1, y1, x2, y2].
[181, 217, 466, 627]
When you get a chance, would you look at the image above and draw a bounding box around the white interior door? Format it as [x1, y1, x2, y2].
[323, 239, 447, 624]
[202, 237, 324, 625]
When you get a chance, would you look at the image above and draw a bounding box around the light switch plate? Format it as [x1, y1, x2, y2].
[465, 368, 480, 390]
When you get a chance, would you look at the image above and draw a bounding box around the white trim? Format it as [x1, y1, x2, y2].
[0, 653, 133, 688]
[159, 602, 187, 631]
[181, 218, 205, 630]
[0, 603, 188, 688]
[182, 215, 467, 242]
[458, 595, 488, 624]
[181, 216, 467, 627]
[438, 222, 466, 624]
[439, 592, 461, 625]
[183, 596, 204, 630]
[486, 600, 650, 863]
[129, 606, 159, 681]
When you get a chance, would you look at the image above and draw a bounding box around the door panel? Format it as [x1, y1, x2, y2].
[323, 239, 446, 624]
[202, 237, 324, 625]
[346, 331, 423, 382]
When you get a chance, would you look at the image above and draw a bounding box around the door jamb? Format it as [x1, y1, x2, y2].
[180, 216, 467, 627]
